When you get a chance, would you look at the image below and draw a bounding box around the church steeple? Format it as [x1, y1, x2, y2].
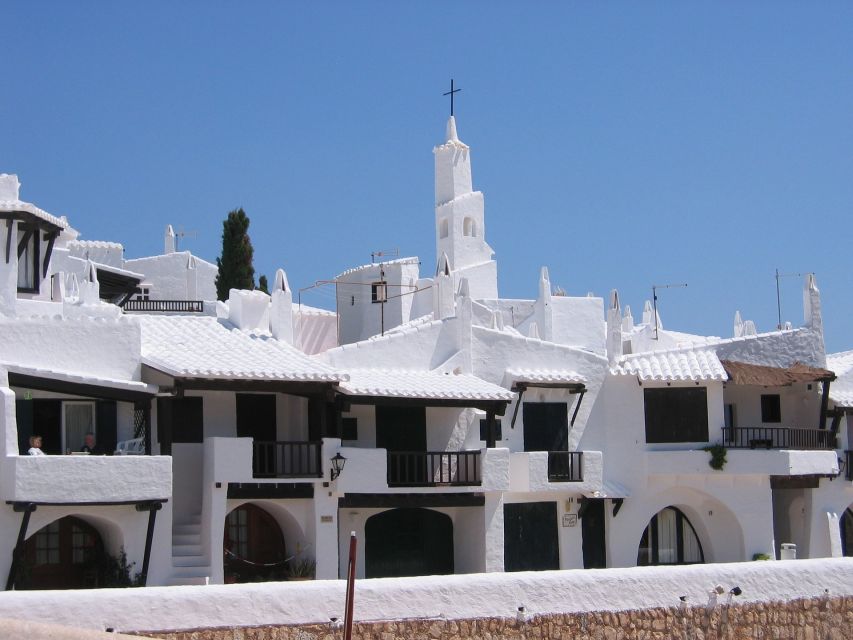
[433, 115, 497, 299]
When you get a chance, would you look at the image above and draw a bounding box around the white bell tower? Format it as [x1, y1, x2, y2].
[433, 114, 497, 299]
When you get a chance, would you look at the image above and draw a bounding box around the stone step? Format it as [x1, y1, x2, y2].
[172, 555, 209, 568]
[172, 543, 204, 557]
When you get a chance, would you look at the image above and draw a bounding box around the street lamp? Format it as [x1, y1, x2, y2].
[330, 452, 347, 481]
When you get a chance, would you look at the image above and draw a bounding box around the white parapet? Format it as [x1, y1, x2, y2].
[2, 454, 172, 503]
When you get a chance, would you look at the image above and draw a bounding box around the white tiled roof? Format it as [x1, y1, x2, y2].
[339, 369, 514, 401]
[612, 347, 727, 381]
[139, 316, 344, 382]
[830, 391, 853, 408]
[335, 257, 420, 280]
[0, 199, 68, 229]
[3, 363, 157, 395]
[505, 368, 587, 385]
[827, 350, 853, 377]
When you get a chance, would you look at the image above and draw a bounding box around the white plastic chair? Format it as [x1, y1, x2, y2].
[114, 437, 145, 455]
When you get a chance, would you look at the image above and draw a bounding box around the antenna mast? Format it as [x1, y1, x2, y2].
[651, 282, 687, 340]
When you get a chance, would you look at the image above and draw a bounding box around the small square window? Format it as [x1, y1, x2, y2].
[371, 282, 387, 303]
[479, 418, 502, 441]
[760, 394, 781, 423]
[342, 417, 358, 441]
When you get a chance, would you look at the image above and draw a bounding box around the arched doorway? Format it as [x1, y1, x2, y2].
[365, 508, 453, 578]
[20, 516, 105, 589]
[841, 508, 853, 557]
[224, 503, 288, 583]
[637, 506, 705, 566]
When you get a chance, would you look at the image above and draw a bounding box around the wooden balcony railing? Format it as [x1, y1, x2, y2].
[846, 451, 853, 482]
[253, 441, 323, 478]
[123, 299, 204, 313]
[387, 451, 481, 487]
[547, 451, 584, 482]
[722, 427, 836, 451]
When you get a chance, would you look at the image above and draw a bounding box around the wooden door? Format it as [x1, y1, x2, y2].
[522, 403, 568, 452]
[582, 499, 607, 568]
[503, 502, 559, 571]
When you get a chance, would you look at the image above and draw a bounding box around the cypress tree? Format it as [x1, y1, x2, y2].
[257, 274, 269, 294]
[215, 208, 256, 301]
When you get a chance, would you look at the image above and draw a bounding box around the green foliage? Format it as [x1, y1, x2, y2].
[703, 443, 728, 471]
[89, 547, 144, 587]
[752, 552, 771, 561]
[258, 274, 269, 294]
[287, 557, 316, 579]
[215, 208, 256, 301]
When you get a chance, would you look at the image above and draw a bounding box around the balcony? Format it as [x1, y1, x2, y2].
[387, 451, 481, 487]
[252, 441, 323, 479]
[547, 451, 584, 482]
[123, 299, 203, 313]
[509, 450, 603, 493]
[2, 454, 172, 503]
[722, 426, 836, 450]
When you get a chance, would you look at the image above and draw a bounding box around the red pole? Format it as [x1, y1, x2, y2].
[343, 531, 357, 640]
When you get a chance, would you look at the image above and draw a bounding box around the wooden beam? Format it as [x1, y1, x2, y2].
[228, 482, 314, 500]
[4, 219, 11, 264]
[42, 231, 58, 278]
[338, 492, 485, 509]
[8, 372, 155, 403]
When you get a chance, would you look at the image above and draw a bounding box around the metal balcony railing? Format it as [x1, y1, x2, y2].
[253, 441, 323, 478]
[547, 451, 584, 482]
[123, 299, 204, 313]
[722, 426, 836, 451]
[387, 451, 481, 487]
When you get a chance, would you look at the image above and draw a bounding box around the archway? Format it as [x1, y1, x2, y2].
[20, 516, 106, 589]
[365, 508, 453, 578]
[842, 507, 853, 557]
[223, 503, 288, 583]
[637, 506, 705, 566]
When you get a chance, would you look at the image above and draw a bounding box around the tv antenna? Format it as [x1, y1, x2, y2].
[174, 227, 197, 252]
[652, 282, 687, 340]
[371, 248, 399, 264]
[775, 269, 810, 330]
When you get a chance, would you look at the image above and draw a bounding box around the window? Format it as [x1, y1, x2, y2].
[35, 520, 60, 565]
[16, 224, 40, 292]
[342, 417, 358, 441]
[63, 402, 95, 453]
[724, 403, 736, 429]
[439, 218, 449, 239]
[157, 396, 204, 454]
[463, 217, 476, 237]
[643, 387, 709, 443]
[135, 287, 150, 301]
[761, 394, 781, 423]
[637, 507, 704, 566]
[479, 418, 502, 441]
[371, 282, 387, 303]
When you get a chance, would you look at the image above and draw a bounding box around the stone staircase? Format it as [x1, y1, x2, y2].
[168, 513, 211, 586]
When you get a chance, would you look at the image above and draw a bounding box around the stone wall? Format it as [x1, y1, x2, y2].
[139, 595, 852, 640]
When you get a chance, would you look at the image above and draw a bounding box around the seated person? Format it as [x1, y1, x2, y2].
[28, 435, 45, 456]
[80, 432, 103, 455]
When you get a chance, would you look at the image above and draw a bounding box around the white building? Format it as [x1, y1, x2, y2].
[0, 111, 851, 591]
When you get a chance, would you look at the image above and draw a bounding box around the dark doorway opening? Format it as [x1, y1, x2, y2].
[365, 508, 453, 578]
[581, 499, 607, 568]
[522, 403, 568, 452]
[503, 502, 559, 571]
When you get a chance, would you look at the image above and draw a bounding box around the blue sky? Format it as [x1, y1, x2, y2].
[2, 2, 851, 352]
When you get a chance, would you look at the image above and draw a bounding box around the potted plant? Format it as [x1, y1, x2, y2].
[287, 557, 316, 581]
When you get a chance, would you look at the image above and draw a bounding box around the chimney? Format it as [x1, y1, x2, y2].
[270, 269, 293, 343]
[0, 174, 21, 201]
[164, 225, 176, 254]
[606, 289, 623, 365]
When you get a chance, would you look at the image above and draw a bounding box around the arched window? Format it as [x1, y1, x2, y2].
[439, 218, 449, 239]
[637, 507, 704, 565]
[21, 516, 104, 589]
[224, 503, 288, 583]
[463, 217, 476, 237]
[842, 508, 853, 557]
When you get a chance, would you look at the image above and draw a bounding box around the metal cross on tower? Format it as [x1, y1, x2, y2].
[443, 78, 461, 116]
